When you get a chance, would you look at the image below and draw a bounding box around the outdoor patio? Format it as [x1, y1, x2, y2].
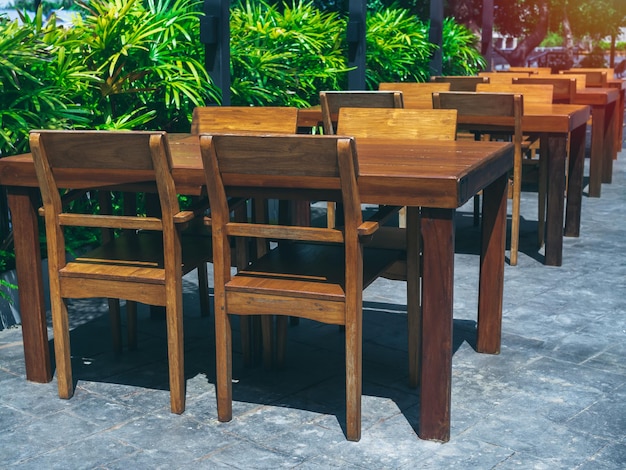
[0, 141, 624, 468]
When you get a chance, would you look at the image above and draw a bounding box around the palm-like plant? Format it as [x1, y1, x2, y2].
[69, 0, 219, 131]
[440, 17, 486, 76]
[230, 0, 348, 106]
[365, 7, 434, 88]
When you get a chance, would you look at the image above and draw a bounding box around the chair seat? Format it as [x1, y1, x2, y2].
[227, 242, 402, 300]
[62, 231, 213, 283]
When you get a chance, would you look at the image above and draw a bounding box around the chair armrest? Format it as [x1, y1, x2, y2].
[357, 204, 403, 239]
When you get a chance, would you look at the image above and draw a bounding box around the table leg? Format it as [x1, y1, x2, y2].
[544, 135, 567, 266]
[419, 207, 454, 442]
[7, 187, 52, 383]
[477, 174, 507, 354]
[602, 100, 616, 183]
[565, 124, 586, 237]
[588, 105, 605, 197]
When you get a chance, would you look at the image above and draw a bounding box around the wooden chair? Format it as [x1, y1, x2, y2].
[433, 91, 524, 265]
[560, 69, 608, 88]
[507, 66, 552, 74]
[378, 82, 451, 108]
[319, 90, 404, 228]
[430, 75, 489, 91]
[476, 83, 553, 247]
[479, 72, 535, 84]
[336, 107, 457, 386]
[29, 130, 214, 414]
[319, 90, 404, 134]
[513, 76, 577, 103]
[191, 106, 300, 367]
[191, 106, 299, 134]
[200, 133, 401, 441]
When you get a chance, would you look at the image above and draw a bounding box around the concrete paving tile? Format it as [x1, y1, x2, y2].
[465, 411, 610, 466]
[103, 412, 232, 459]
[208, 440, 305, 469]
[565, 383, 626, 440]
[9, 434, 138, 470]
[576, 438, 626, 470]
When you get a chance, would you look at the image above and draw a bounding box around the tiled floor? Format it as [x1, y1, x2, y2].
[1, 144, 625, 468]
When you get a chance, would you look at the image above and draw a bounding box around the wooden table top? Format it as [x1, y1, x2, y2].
[0, 134, 513, 210]
[573, 87, 620, 105]
[297, 103, 590, 135]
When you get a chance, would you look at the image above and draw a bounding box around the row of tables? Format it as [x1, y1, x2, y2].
[0, 73, 621, 442]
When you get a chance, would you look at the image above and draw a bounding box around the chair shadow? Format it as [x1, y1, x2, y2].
[47, 288, 481, 441]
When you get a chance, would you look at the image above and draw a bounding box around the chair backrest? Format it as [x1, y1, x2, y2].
[560, 69, 608, 87]
[200, 134, 363, 254]
[319, 91, 403, 134]
[507, 66, 552, 74]
[478, 72, 536, 84]
[432, 91, 523, 149]
[430, 75, 489, 91]
[191, 106, 299, 134]
[476, 83, 553, 104]
[30, 130, 178, 266]
[513, 76, 577, 103]
[378, 82, 451, 108]
[336, 108, 457, 141]
[567, 67, 614, 80]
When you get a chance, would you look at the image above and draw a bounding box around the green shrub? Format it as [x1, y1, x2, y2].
[365, 7, 434, 88]
[441, 17, 486, 75]
[230, 0, 348, 106]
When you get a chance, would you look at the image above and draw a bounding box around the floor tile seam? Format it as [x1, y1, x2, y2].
[215, 429, 305, 463]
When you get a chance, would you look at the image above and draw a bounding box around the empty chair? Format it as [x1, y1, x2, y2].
[319, 90, 403, 227]
[513, 76, 577, 103]
[433, 91, 524, 265]
[479, 72, 535, 84]
[30, 130, 214, 414]
[191, 106, 299, 134]
[507, 66, 552, 74]
[191, 105, 300, 367]
[336, 107, 458, 386]
[430, 75, 489, 91]
[476, 83, 553, 247]
[560, 69, 608, 88]
[319, 90, 404, 135]
[378, 82, 451, 108]
[200, 132, 401, 441]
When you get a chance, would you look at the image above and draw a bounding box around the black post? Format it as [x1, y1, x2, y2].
[201, 0, 230, 105]
[347, 0, 366, 90]
[481, 0, 494, 71]
[429, 0, 443, 77]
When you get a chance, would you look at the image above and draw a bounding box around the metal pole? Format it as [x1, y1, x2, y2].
[347, 0, 366, 90]
[201, 0, 230, 105]
[481, 0, 494, 71]
[429, 0, 443, 76]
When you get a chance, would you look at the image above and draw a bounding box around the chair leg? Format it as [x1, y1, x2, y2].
[216, 309, 233, 422]
[108, 298, 123, 354]
[510, 172, 522, 266]
[345, 314, 362, 442]
[537, 139, 548, 248]
[197, 263, 211, 317]
[473, 194, 480, 226]
[275, 315, 288, 369]
[126, 301, 138, 351]
[166, 295, 185, 414]
[52, 296, 74, 399]
[261, 315, 274, 369]
[327, 201, 336, 228]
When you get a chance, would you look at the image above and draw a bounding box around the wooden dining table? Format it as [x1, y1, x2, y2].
[571, 87, 619, 197]
[0, 132, 512, 443]
[299, 103, 590, 267]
